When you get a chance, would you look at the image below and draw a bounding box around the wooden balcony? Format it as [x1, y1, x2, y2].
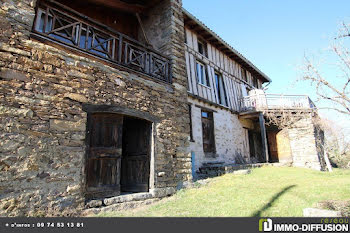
[31, 1, 172, 83]
[239, 94, 316, 112]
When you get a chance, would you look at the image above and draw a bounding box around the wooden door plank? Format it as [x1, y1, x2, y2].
[121, 117, 151, 192]
[86, 113, 123, 199]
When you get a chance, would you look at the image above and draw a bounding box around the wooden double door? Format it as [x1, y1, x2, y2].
[267, 130, 292, 163]
[85, 113, 151, 199]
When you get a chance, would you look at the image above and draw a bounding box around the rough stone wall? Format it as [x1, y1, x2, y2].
[0, 0, 190, 216]
[288, 114, 324, 170]
[139, 1, 171, 53]
[188, 98, 250, 172]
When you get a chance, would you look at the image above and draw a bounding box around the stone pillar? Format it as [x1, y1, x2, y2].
[288, 115, 324, 170]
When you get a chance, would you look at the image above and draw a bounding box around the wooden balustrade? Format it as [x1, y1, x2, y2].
[32, 2, 172, 83]
[239, 94, 316, 112]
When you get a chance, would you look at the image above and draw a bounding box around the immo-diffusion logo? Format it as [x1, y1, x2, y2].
[259, 218, 273, 232]
[258, 218, 349, 232]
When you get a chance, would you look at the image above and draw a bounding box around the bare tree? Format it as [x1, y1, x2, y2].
[313, 117, 350, 169]
[301, 22, 350, 116]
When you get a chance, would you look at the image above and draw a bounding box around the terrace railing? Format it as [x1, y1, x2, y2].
[239, 94, 316, 112]
[32, 1, 172, 83]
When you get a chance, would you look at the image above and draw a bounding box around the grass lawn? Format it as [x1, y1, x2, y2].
[96, 167, 350, 217]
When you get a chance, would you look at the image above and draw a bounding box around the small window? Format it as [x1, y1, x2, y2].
[201, 110, 215, 155]
[197, 40, 207, 57]
[241, 68, 248, 82]
[215, 72, 228, 106]
[201, 111, 209, 118]
[196, 61, 210, 87]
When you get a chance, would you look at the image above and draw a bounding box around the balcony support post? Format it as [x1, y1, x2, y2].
[259, 113, 269, 163]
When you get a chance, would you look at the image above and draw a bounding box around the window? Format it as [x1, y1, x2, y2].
[201, 110, 215, 155]
[241, 68, 248, 82]
[215, 72, 228, 106]
[197, 39, 207, 57]
[196, 61, 210, 87]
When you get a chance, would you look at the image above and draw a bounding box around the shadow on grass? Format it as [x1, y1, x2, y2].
[252, 185, 297, 217]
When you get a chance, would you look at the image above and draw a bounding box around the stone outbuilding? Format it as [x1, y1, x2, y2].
[0, 0, 191, 216]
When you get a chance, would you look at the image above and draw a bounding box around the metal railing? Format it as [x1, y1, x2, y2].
[32, 1, 172, 83]
[239, 94, 316, 112]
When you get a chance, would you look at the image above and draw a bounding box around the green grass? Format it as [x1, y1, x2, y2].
[96, 167, 350, 217]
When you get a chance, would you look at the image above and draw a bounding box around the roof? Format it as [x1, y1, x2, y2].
[182, 8, 271, 83]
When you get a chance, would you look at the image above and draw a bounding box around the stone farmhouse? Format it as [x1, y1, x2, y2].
[0, 0, 324, 216]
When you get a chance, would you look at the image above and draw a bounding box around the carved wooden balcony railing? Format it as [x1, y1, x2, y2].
[32, 1, 172, 83]
[239, 94, 316, 112]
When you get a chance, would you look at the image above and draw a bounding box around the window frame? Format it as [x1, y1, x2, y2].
[214, 71, 228, 107]
[197, 39, 207, 57]
[196, 60, 210, 87]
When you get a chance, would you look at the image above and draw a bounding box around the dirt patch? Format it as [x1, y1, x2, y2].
[316, 200, 350, 217]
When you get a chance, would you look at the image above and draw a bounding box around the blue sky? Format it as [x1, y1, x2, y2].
[183, 0, 350, 133]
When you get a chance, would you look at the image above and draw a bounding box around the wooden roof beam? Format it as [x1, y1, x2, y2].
[85, 0, 146, 13]
[189, 24, 199, 31]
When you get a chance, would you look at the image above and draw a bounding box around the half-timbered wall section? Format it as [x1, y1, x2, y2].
[183, 10, 270, 112]
[184, 10, 271, 173]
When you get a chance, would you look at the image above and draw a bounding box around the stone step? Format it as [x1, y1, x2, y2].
[303, 208, 342, 217]
[85, 187, 176, 209]
[196, 163, 268, 179]
[82, 198, 161, 216]
[104, 192, 153, 206]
